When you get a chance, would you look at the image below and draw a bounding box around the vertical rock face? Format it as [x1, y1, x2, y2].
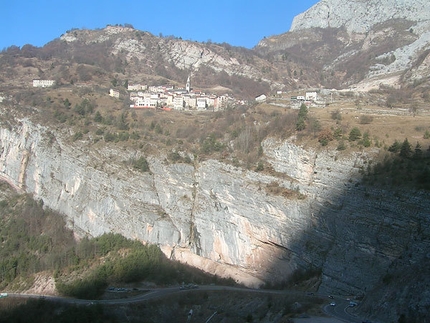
[290, 0, 430, 33]
[1, 118, 430, 309]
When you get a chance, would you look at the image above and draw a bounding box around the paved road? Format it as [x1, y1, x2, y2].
[8, 287, 367, 322]
[323, 296, 364, 323]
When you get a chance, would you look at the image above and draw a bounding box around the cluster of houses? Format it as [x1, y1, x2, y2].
[33, 79, 55, 88]
[32, 78, 322, 111]
[32, 77, 238, 111]
[124, 76, 238, 111]
[290, 91, 318, 102]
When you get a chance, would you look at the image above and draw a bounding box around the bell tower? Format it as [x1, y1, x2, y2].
[186, 75, 191, 93]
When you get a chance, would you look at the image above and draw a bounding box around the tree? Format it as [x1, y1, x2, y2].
[63, 98, 71, 109]
[333, 127, 343, 139]
[400, 138, 412, 158]
[413, 142, 423, 159]
[74, 103, 85, 116]
[94, 111, 103, 123]
[348, 127, 361, 141]
[296, 118, 306, 131]
[309, 118, 321, 137]
[296, 104, 308, 131]
[388, 140, 401, 153]
[362, 131, 371, 147]
[298, 103, 308, 119]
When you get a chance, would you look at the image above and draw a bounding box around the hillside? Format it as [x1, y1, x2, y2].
[256, 0, 430, 92]
[0, 1, 430, 322]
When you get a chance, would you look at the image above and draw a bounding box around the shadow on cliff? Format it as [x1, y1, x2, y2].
[261, 155, 430, 322]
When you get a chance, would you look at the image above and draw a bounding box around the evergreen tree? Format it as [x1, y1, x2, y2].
[388, 140, 401, 153]
[296, 104, 308, 131]
[362, 131, 371, 147]
[94, 111, 103, 123]
[400, 138, 412, 158]
[414, 142, 423, 159]
[348, 127, 361, 141]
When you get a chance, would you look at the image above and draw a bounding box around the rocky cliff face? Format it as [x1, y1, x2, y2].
[290, 0, 430, 33]
[1, 115, 429, 321]
[256, 0, 430, 90]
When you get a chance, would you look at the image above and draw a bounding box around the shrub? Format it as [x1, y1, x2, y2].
[361, 131, 371, 147]
[255, 161, 264, 172]
[333, 127, 343, 140]
[330, 109, 342, 121]
[318, 128, 334, 146]
[72, 131, 83, 141]
[104, 132, 116, 142]
[359, 115, 373, 124]
[132, 156, 150, 172]
[349, 127, 362, 141]
[337, 140, 346, 150]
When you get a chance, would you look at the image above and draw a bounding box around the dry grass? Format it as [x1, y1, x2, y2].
[306, 102, 430, 151]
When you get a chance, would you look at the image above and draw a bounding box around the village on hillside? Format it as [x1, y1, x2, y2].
[32, 76, 327, 112]
[123, 76, 242, 111]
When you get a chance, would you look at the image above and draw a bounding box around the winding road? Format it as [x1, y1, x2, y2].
[6, 286, 367, 322]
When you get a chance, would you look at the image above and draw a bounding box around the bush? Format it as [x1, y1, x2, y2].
[318, 128, 334, 146]
[330, 109, 342, 121]
[359, 115, 373, 124]
[132, 156, 150, 172]
[349, 127, 362, 141]
[337, 140, 346, 150]
[72, 131, 83, 141]
[361, 131, 371, 147]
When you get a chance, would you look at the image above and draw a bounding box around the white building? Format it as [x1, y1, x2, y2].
[173, 96, 185, 110]
[109, 89, 120, 98]
[306, 91, 317, 101]
[255, 94, 267, 103]
[33, 79, 55, 88]
[128, 84, 147, 91]
[197, 97, 207, 110]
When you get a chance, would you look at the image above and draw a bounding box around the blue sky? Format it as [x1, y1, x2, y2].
[1, 0, 319, 50]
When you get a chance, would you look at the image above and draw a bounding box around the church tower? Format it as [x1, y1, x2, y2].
[186, 75, 191, 93]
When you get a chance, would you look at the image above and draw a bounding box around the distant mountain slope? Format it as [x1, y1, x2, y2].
[290, 0, 430, 33]
[256, 0, 430, 91]
[1, 1, 430, 95]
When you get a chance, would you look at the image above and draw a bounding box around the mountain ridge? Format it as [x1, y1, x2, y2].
[290, 0, 430, 33]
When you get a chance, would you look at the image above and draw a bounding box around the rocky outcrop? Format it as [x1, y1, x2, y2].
[60, 26, 264, 85]
[290, 0, 430, 33]
[0, 117, 429, 320]
[255, 0, 430, 90]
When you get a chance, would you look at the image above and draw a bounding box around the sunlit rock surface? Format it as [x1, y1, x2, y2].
[0, 118, 429, 306]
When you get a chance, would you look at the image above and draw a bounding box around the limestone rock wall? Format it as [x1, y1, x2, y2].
[0, 118, 429, 299]
[290, 0, 430, 33]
